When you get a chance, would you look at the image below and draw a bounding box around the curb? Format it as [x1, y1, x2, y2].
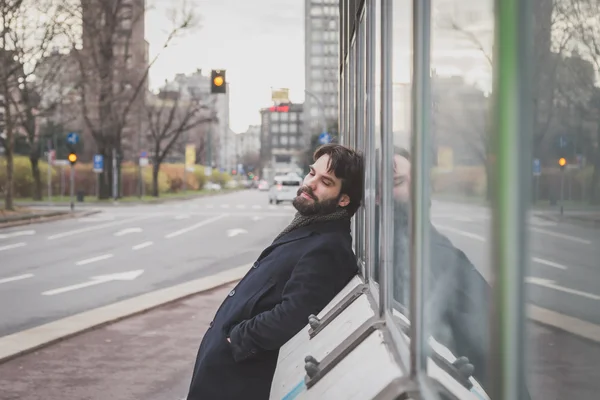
[15, 189, 247, 208]
[0, 264, 250, 364]
[528, 304, 600, 344]
[0, 210, 102, 229]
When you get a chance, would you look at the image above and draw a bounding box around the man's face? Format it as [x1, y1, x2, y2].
[393, 154, 411, 205]
[293, 154, 351, 216]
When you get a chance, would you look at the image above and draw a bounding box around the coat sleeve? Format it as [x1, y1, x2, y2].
[228, 241, 355, 363]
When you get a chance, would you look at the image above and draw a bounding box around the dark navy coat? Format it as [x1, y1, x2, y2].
[187, 218, 357, 400]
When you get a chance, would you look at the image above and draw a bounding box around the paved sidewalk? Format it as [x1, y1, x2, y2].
[0, 283, 235, 400]
[1, 280, 600, 400]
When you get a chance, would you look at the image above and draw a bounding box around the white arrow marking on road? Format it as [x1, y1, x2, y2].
[42, 270, 144, 296]
[132, 241, 153, 250]
[114, 227, 143, 237]
[0, 242, 26, 252]
[252, 216, 263, 221]
[0, 273, 34, 285]
[227, 228, 248, 237]
[236, 205, 246, 209]
[526, 276, 600, 301]
[48, 216, 152, 240]
[532, 257, 568, 270]
[0, 230, 35, 239]
[76, 253, 114, 266]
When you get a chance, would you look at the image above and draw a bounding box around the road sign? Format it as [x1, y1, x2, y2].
[533, 158, 541, 176]
[140, 151, 148, 158]
[93, 154, 104, 173]
[318, 132, 330, 145]
[139, 157, 149, 167]
[67, 132, 79, 145]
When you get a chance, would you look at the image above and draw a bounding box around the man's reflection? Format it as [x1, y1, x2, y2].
[390, 147, 490, 389]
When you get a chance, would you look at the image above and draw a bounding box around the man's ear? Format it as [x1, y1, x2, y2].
[338, 193, 350, 208]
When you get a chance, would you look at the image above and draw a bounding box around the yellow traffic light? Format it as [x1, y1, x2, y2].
[213, 76, 224, 87]
[558, 157, 567, 167]
[68, 152, 77, 164]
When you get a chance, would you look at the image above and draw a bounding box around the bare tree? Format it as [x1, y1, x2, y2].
[3, 0, 76, 201]
[64, 0, 198, 199]
[559, 0, 600, 203]
[145, 88, 216, 196]
[0, 0, 25, 210]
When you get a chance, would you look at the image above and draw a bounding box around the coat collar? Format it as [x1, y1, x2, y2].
[270, 218, 351, 247]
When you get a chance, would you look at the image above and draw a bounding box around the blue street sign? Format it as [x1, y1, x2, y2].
[93, 154, 104, 173]
[318, 132, 330, 145]
[533, 158, 541, 176]
[140, 151, 148, 158]
[558, 135, 567, 148]
[67, 132, 79, 145]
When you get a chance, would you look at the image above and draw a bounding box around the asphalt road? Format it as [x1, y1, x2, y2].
[430, 200, 600, 326]
[0, 189, 295, 337]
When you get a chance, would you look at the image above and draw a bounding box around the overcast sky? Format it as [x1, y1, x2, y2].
[146, 0, 305, 133]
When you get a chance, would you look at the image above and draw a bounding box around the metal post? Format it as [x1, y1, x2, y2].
[112, 147, 118, 201]
[560, 169, 565, 215]
[379, 0, 393, 318]
[410, 0, 432, 377]
[69, 165, 74, 211]
[305, 89, 328, 136]
[207, 120, 212, 168]
[490, 0, 532, 397]
[47, 151, 52, 205]
[365, 0, 376, 286]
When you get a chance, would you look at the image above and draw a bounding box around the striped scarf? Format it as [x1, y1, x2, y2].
[272, 208, 350, 244]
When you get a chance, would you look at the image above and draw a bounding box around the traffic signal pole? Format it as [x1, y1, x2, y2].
[560, 168, 565, 216]
[70, 164, 74, 211]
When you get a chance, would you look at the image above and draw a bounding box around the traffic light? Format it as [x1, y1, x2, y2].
[558, 157, 567, 171]
[68, 152, 77, 165]
[211, 70, 226, 94]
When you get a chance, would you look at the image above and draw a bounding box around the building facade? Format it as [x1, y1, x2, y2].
[259, 103, 305, 179]
[304, 0, 340, 140]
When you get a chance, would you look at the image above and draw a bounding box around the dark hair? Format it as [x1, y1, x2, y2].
[313, 143, 364, 217]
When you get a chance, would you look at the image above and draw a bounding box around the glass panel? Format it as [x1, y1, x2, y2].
[390, 0, 413, 316]
[427, 0, 494, 395]
[525, 1, 600, 399]
[355, 14, 366, 265]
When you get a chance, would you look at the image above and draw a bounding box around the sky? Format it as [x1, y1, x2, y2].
[145, 0, 305, 134]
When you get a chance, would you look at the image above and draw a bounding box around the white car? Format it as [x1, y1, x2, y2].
[268, 175, 302, 204]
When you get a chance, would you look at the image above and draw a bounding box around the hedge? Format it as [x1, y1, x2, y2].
[0, 156, 232, 199]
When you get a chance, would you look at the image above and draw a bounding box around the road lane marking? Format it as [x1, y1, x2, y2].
[532, 257, 568, 270]
[0, 242, 26, 252]
[526, 276, 600, 301]
[236, 205, 246, 209]
[0, 230, 35, 239]
[165, 214, 228, 239]
[252, 205, 261, 209]
[227, 228, 248, 237]
[48, 216, 152, 240]
[220, 204, 230, 209]
[528, 304, 600, 343]
[530, 227, 591, 245]
[75, 254, 114, 266]
[42, 270, 144, 296]
[114, 227, 142, 237]
[132, 241, 153, 250]
[434, 225, 486, 242]
[0, 273, 34, 285]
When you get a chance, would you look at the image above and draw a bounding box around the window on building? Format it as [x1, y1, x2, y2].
[311, 57, 323, 67]
[311, 7, 323, 16]
[290, 113, 298, 121]
[311, 69, 323, 79]
[312, 31, 322, 41]
[289, 124, 298, 133]
[289, 136, 297, 145]
[271, 136, 278, 146]
[312, 81, 324, 92]
[311, 44, 323, 55]
[271, 124, 280, 133]
[280, 136, 289, 146]
[270, 112, 279, 121]
[280, 124, 289, 134]
[312, 18, 324, 29]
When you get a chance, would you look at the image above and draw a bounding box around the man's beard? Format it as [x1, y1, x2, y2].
[293, 186, 341, 216]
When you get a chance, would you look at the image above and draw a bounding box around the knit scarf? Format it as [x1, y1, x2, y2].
[272, 207, 350, 244]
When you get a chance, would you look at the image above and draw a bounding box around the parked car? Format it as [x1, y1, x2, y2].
[258, 180, 269, 191]
[268, 174, 302, 204]
[205, 182, 222, 191]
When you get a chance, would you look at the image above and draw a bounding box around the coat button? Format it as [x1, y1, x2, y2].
[228, 289, 236, 297]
